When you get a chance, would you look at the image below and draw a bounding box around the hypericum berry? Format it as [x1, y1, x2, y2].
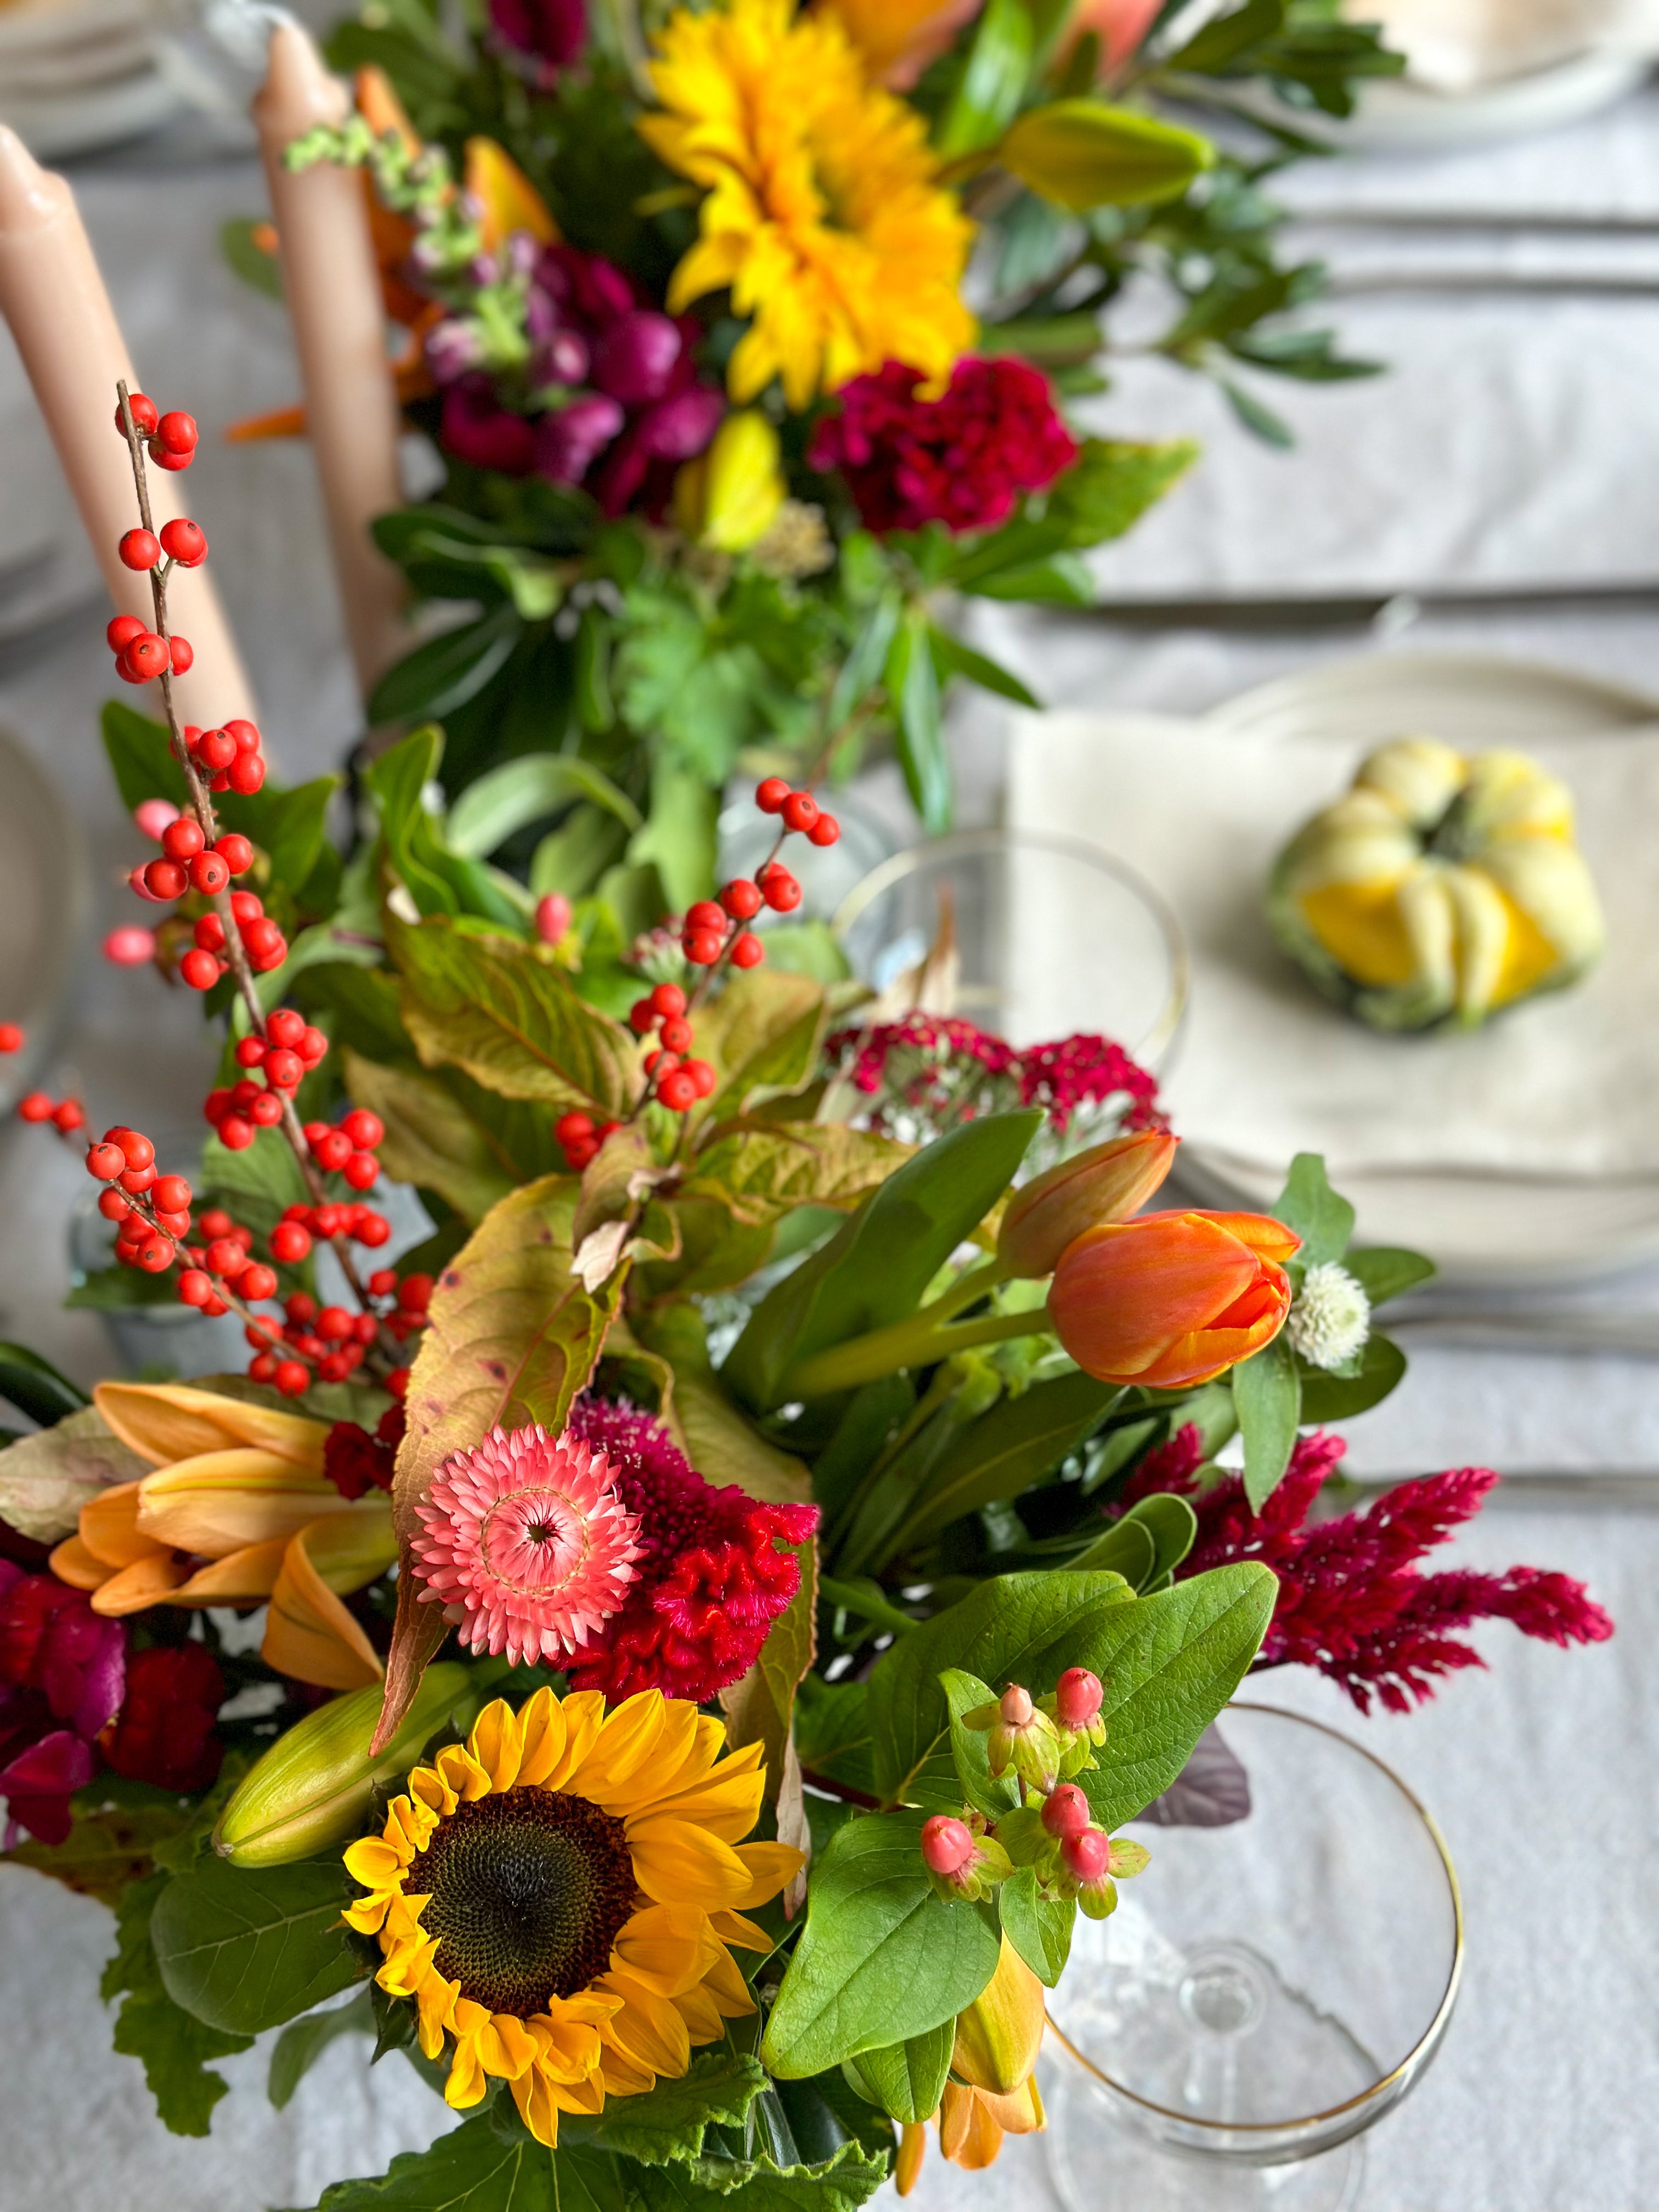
[755, 776, 790, 814]
[169, 637, 194, 676]
[176, 1269, 213, 1308]
[270, 1221, 312, 1264]
[720, 878, 761, 921]
[151, 1174, 192, 1214]
[117, 393, 159, 437]
[682, 929, 723, 966]
[103, 926, 155, 966]
[1001, 1684, 1035, 1726]
[809, 811, 840, 847]
[730, 932, 763, 969]
[341, 1109, 383, 1152]
[159, 518, 207, 566]
[1054, 1667, 1105, 1730]
[659, 1016, 692, 1054]
[239, 1262, 278, 1301]
[1041, 1782, 1092, 1839]
[161, 817, 205, 861]
[1061, 1828, 1110, 1884]
[52, 1099, 86, 1133]
[107, 614, 145, 653]
[649, 982, 686, 1020]
[273, 1359, 309, 1398]
[154, 410, 198, 458]
[266, 1008, 305, 1049]
[657, 1068, 697, 1112]
[136, 796, 180, 838]
[0, 1024, 22, 1053]
[760, 866, 801, 913]
[179, 948, 222, 991]
[215, 833, 253, 876]
[143, 857, 187, 901]
[781, 790, 818, 833]
[920, 1814, 975, 1877]
[119, 528, 159, 571]
[126, 634, 170, 682]
[534, 891, 572, 944]
[85, 1142, 125, 1180]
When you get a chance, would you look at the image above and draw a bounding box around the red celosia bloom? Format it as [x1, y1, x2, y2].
[324, 1404, 404, 1499]
[102, 1643, 224, 1795]
[1122, 1428, 1613, 1713]
[808, 356, 1079, 537]
[561, 1395, 818, 1703]
[824, 1012, 1162, 1139]
[0, 1560, 126, 1844]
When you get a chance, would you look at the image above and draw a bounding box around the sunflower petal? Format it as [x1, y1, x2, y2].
[730, 1839, 808, 1908]
[467, 1699, 524, 1792]
[597, 1979, 692, 2079]
[544, 1692, 608, 1790]
[513, 1686, 566, 1786]
[626, 1816, 758, 1909]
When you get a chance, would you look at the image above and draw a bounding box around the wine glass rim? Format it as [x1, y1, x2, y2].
[1046, 1698, 1465, 2136]
[828, 826, 1190, 1069]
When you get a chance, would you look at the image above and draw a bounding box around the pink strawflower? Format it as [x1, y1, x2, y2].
[411, 1423, 642, 1666]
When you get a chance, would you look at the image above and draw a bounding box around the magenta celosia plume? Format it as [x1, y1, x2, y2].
[1121, 1427, 1613, 1712]
[825, 1012, 1163, 1139]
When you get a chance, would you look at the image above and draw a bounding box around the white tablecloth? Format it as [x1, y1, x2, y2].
[2, 70, 1658, 2212]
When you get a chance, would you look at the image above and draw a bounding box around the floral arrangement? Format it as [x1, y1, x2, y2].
[224, 0, 1402, 892]
[0, 386, 1611, 2206]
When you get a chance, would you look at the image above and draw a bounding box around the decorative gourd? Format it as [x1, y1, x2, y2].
[1267, 737, 1604, 1031]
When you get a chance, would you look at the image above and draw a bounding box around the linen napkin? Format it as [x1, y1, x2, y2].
[1353, 0, 1659, 92]
[1006, 709, 1659, 1183]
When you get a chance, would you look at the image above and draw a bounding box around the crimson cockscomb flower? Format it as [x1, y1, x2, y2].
[103, 1643, 224, 1794]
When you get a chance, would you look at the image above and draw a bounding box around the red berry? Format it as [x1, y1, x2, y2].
[266, 1008, 305, 1049]
[313, 1128, 352, 1172]
[119, 1164, 156, 1195]
[659, 1016, 692, 1053]
[920, 1814, 975, 1877]
[298, 1027, 329, 1065]
[248, 1351, 278, 1381]
[112, 1128, 155, 1169]
[270, 1222, 313, 1264]
[240, 916, 283, 961]
[189, 848, 230, 897]
[239, 1262, 278, 1301]
[682, 929, 723, 966]
[273, 1359, 309, 1397]
[555, 1111, 595, 1146]
[285, 1291, 317, 1324]
[649, 983, 686, 1019]
[249, 1092, 283, 1127]
[341, 1109, 383, 1151]
[686, 900, 725, 932]
[386, 1365, 411, 1399]
[317, 1351, 351, 1384]
[104, 926, 156, 966]
[1041, 1783, 1092, 1839]
[261, 1048, 302, 1092]
[143, 857, 187, 901]
[342, 1149, 378, 1191]
[179, 948, 222, 991]
[227, 753, 266, 795]
[98, 1189, 132, 1222]
[86, 1142, 125, 1180]
[198, 1207, 233, 1239]
[781, 790, 818, 833]
[354, 1211, 391, 1247]
[154, 1209, 191, 1238]
[809, 811, 840, 847]
[206, 1238, 249, 1277]
[197, 728, 236, 772]
[177, 1269, 213, 1308]
[368, 1268, 397, 1298]
[657, 1069, 697, 1111]
[126, 634, 169, 681]
[755, 776, 790, 814]
[730, 932, 763, 969]
[685, 1058, 716, 1098]
[215, 833, 254, 876]
[310, 1202, 344, 1238]
[1062, 1829, 1110, 1884]
[117, 393, 159, 437]
[317, 1305, 353, 1343]
[234, 1035, 264, 1069]
[564, 1137, 599, 1171]
[230, 1080, 261, 1110]
[720, 878, 762, 921]
[196, 916, 228, 955]
[0, 1024, 20, 1053]
[51, 1099, 85, 1133]
[155, 410, 199, 456]
[106, 613, 145, 652]
[119, 528, 160, 571]
[534, 891, 572, 944]
[224, 719, 261, 756]
[628, 997, 657, 1035]
[135, 1234, 174, 1273]
[151, 1174, 192, 1214]
[135, 798, 178, 841]
[169, 636, 194, 676]
[218, 1114, 255, 1150]
[1055, 1666, 1104, 1729]
[148, 442, 193, 473]
[159, 518, 207, 566]
[761, 867, 801, 913]
[398, 1273, 434, 1313]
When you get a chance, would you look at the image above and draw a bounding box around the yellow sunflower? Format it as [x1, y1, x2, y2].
[639, 0, 976, 408]
[342, 1685, 803, 2145]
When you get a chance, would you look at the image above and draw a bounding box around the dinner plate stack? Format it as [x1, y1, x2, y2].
[0, 0, 180, 161]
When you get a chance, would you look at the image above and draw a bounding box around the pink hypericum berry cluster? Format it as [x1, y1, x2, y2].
[625, 981, 715, 1116]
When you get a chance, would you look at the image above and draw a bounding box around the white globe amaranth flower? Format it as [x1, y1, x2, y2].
[1286, 1261, 1371, 1371]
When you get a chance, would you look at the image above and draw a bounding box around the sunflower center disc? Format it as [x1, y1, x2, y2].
[410, 1786, 637, 2016]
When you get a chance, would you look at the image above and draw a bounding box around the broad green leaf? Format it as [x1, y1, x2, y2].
[150, 1857, 363, 2034]
[793, 1677, 878, 1801]
[6, 1786, 191, 1905]
[927, 626, 1040, 708]
[268, 1988, 375, 2109]
[1167, 0, 1283, 72]
[885, 612, 950, 832]
[828, 595, 900, 729]
[103, 1870, 255, 2136]
[881, 1369, 1122, 1554]
[849, 2022, 954, 2124]
[0, 1338, 90, 1425]
[677, 1124, 909, 1228]
[1234, 1334, 1301, 1510]
[625, 2140, 889, 2212]
[101, 700, 188, 811]
[220, 215, 284, 300]
[1271, 1152, 1354, 1267]
[1345, 1246, 1436, 1306]
[391, 913, 636, 1114]
[672, 1365, 812, 1509]
[309, 2112, 557, 2209]
[1121, 1492, 1199, 1583]
[724, 1112, 1040, 1413]
[998, 101, 1214, 212]
[1042, 437, 1200, 548]
[692, 971, 830, 1124]
[1298, 1331, 1407, 1421]
[969, 552, 1094, 605]
[936, 0, 1032, 156]
[760, 1811, 1001, 2077]
[382, 1178, 619, 1742]
[219, 774, 338, 895]
[342, 1048, 515, 1224]
[367, 727, 524, 926]
[0, 1403, 140, 1542]
[999, 1865, 1075, 1987]
[366, 605, 522, 726]
[941, 1667, 1017, 1819]
[559, 2051, 768, 2164]
[628, 759, 720, 913]
[446, 754, 643, 860]
[813, 1376, 917, 1541]
[1065, 1514, 1156, 1588]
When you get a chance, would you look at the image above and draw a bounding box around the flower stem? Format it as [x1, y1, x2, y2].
[817, 1575, 919, 1638]
[786, 1301, 1047, 1401]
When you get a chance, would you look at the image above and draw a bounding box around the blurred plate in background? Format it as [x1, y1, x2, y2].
[0, 721, 91, 1110]
[0, 0, 182, 159]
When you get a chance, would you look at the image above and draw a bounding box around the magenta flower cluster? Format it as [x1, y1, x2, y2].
[824, 1012, 1163, 1138]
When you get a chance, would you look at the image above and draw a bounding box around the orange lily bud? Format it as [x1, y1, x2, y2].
[951, 1936, 1045, 2096]
[997, 1129, 1177, 1279]
[1048, 1209, 1298, 1389]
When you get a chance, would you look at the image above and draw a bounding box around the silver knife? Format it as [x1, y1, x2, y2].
[1079, 580, 1659, 631]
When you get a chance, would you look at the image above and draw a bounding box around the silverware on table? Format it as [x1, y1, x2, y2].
[1079, 580, 1659, 632]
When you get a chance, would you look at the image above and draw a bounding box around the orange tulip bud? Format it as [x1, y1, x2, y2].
[1048, 1209, 1298, 1389]
[997, 1129, 1177, 1279]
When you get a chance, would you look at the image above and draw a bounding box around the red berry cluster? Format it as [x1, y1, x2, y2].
[271, 1197, 392, 1257]
[18, 1091, 84, 1132]
[302, 1109, 384, 1192]
[84, 1130, 202, 1282]
[182, 719, 266, 798]
[116, 392, 198, 474]
[246, 1270, 428, 1391]
[555, 1109, 620, 1173]
[625, 983, 715, 1115]
[679, 777, 837, 970]
[202, 1010, 330, 1146]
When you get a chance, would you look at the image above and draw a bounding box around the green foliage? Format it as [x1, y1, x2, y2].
[996, 101, 1215, 212]
[268, 1989, 376, 2110]
[848, 2023, 955, 2125]
[1345, 1246, 1436, 1306]
[102, 1872, 255, 2136]
[624, 2140, 890, 2212]
[1299, 1332, 1407, 1420]
[1272, 1151, 1356, 1267]
[1234, 1334, 1301, 1511]
[999, 1865, 1075, 1986]
[4, 1781, 190, 1903]
[306, 2112, 561, 2210]
[150, 1856, 364, 2034]
[0, 1338, 88, 1425]
[558, 2052, 768, 2163]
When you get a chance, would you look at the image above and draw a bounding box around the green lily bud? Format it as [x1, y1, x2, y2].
[213, 1662, 475, 1867]
[996, 1131, 1177, 1280]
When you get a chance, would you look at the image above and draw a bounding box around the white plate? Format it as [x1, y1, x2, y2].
[1246, 47, 1650, 151]
[0, 724, 90, 1113]
[0, 67, 181, 160]
[1188, 652, 1659, 1290]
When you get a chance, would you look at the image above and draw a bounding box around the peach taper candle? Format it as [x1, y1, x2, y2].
[0, 126, 256, 726]
[252, 22, 408, 699]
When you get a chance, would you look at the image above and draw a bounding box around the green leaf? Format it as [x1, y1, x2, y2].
[998, 1865, 1075, 1987]
[794, 1677, 878, 1801]
[724, 1112, 1040, 1413]
[1298, 1331, 1407, 1421]
[5, 1784, 191, 1904]
[1234, 1333, 1301, 1511]
[0, 1338, 91, 1426]
[625, 2141, 889, 2212]
[813, 1377, 917, 1542]
[927, 627, 1041, 708]
[941, 1667, 1017, 1820]
[1220, 378, 1294, 449]
[969, 552, 1095, 605]
[1167, 0, 1283, 71]
[309, 2112, 558, 2209]
[1344, 1246, 1436, 1306]
[693, 972, 833, 1123]
[368, 726, 524, 927]
[1042, 437, 1200, 548]
[628, 760, 720, 913]
[936, 0, 1033, 157]
[220, 215, 284, 300]
[219, 774, 339, 895]
[268, 1988, 375, 2110]
[1271, 1152, 1354, 1267]
[559, 2052, 769, 2164]
[998, 101, 1214, 212]
[366, 605, 523, 725]
[761, 1811, 1001, 2077]
[150, 1856, 364, 2034]
[885, 612, 950, 833]
[1064, 1514, 1156, 1587]
[446, 755, 644, 860]
[848, 2021, 954, 2124]
[103, 1871, 256, 2135]
[390, 913, 636, 1114]
[342, 1048, 515, 1223]
[828, 595, 900, 730]
[101, 700, 187, 811]
[678, 1124, 908, 1230]
[1120, 1492, 1199, 1583]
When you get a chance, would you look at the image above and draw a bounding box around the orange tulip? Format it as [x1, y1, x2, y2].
[1048, 1210, 1299, 1388]
[997, 1128, 1177, 1279]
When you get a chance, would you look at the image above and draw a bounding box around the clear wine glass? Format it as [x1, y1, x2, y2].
[1043, 1702, 1463, 2212]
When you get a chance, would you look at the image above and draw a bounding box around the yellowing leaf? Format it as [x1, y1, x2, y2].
[679, 1122, 911, 1227]
[342, 1047, 516, 1224]
[691, 970, 829, 1120]
[0, 1407, 146, 1543]
[719, 1547, 817, 1914]
[998, 101, 1213, 213]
